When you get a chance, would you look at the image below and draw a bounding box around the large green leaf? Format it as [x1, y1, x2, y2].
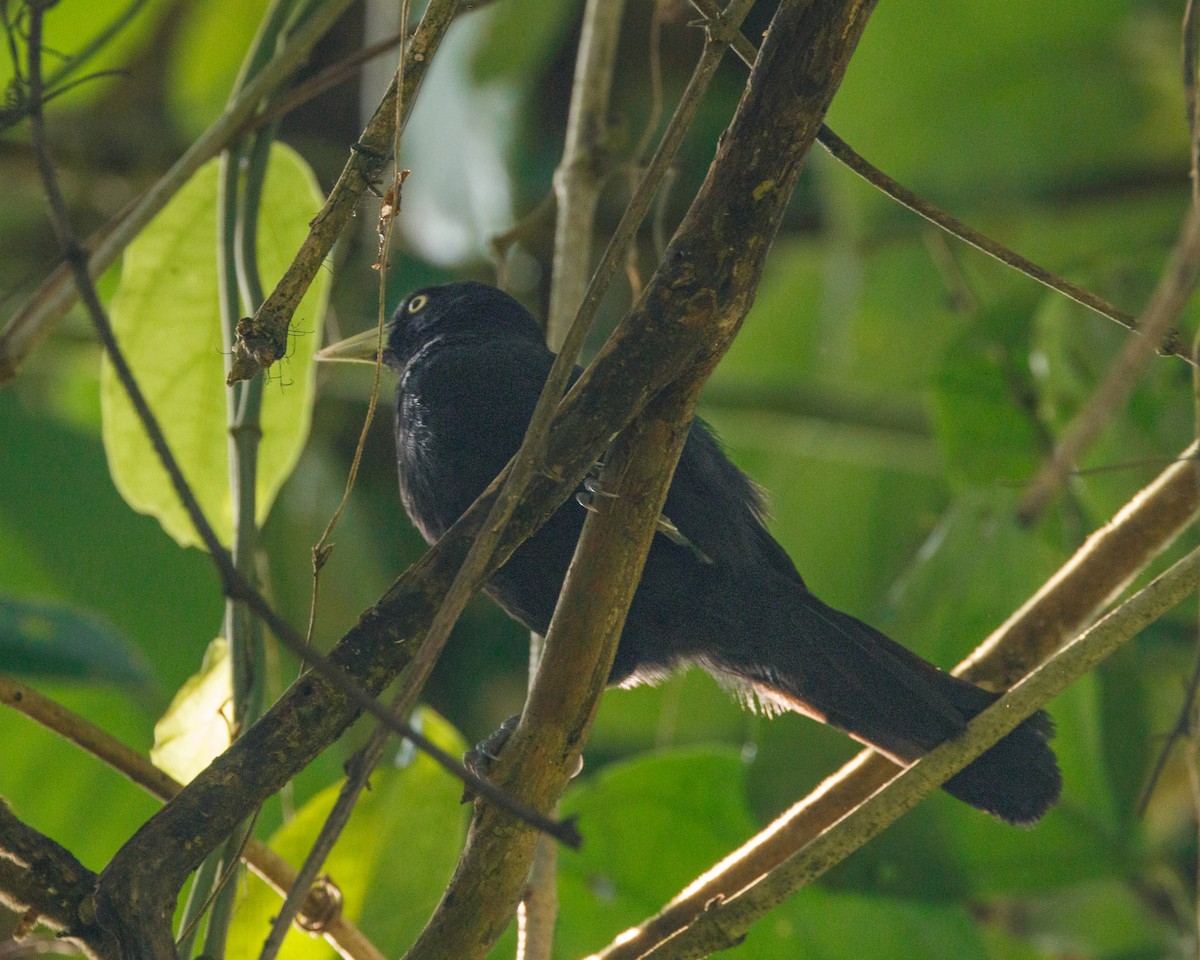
[554, 748, 994, 960]
[150, 636, 232, 784]
[103, 143, 328, 549]
[0, 594, 153, 689]
[226, 710, 468, 960]
[553, 748, 759, 960]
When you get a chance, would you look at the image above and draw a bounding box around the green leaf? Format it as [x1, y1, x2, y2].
[0, 0, 170, 112]
[0, 593, 153, 688]
[150, 636, 231, 784]
[929, 301, 1043, 491]
[552, 748, 758, 959]
[226, 710, 468, 960]
[103, 143, 329, 549]
[756, 887, 990, 960]
[166, 0, 271, 136]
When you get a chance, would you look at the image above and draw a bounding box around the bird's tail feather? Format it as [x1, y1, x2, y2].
[708, 588, 1061, 825]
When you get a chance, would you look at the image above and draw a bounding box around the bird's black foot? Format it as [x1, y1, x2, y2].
[461, 713, 586, 802]
[575, 461, 620, 513]
[463, 713, 521, 787]
[576, 462, 713, 565]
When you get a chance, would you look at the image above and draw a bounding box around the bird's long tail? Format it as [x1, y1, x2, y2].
[707, 587, 1061, 825]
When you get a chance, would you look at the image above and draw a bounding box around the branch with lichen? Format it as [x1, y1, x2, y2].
[88, 0, 878, 953]
[225, 0, 460, 383]
[0, 800, 115, 960]
[593, 441, 1200, 960]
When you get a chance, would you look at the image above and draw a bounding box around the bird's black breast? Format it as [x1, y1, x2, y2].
[394, 336, 555, 543]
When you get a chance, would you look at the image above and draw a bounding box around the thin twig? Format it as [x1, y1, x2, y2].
[22, 1, 574, 851]
[238, 30, 410, 138]
[1016, 205, 1200, 523]
[687, 0, 1195, 366]
[0, 0, 365, 385]
[649, 543, 1200, 960]
[0, 674, 385, 960]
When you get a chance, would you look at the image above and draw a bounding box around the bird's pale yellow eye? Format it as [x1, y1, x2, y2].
[407, 294, 428, 313]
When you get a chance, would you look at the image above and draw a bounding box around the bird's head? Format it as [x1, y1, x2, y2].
[315, 281, 544, 372]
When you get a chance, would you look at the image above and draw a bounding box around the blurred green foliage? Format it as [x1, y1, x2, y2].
[3, 0, 1200, 958]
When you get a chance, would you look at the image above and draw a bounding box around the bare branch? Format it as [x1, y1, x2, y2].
[648, 542, 1200, 960]
[226, 0, 461, 383]
[0, 801, 114, 960]
[0, 675, 384, 960]
[1016, 205, 1200, 522]
[595, 440, 1200, 960]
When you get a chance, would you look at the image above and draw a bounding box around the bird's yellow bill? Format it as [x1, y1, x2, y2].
[314, 325, 391, 365]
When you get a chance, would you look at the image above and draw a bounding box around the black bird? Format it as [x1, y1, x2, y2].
[317, 281, 1061, 825]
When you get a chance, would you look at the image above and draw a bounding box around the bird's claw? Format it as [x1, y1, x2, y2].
[656, 515, 715, 565]
[576, 461, 620, 513]
[576, 476, 620, 512]
[461, 713, 585, 802]
[462, 714, 520, 802]
[575, 464, 714, 565]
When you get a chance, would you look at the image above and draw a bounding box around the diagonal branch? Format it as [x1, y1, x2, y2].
[648, 541, 1200, 960]
[225, 0, 459, 382]
[594, 439, 1200, 960]
[89, 0, 879, 954]
[0, 800, 115, 960]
